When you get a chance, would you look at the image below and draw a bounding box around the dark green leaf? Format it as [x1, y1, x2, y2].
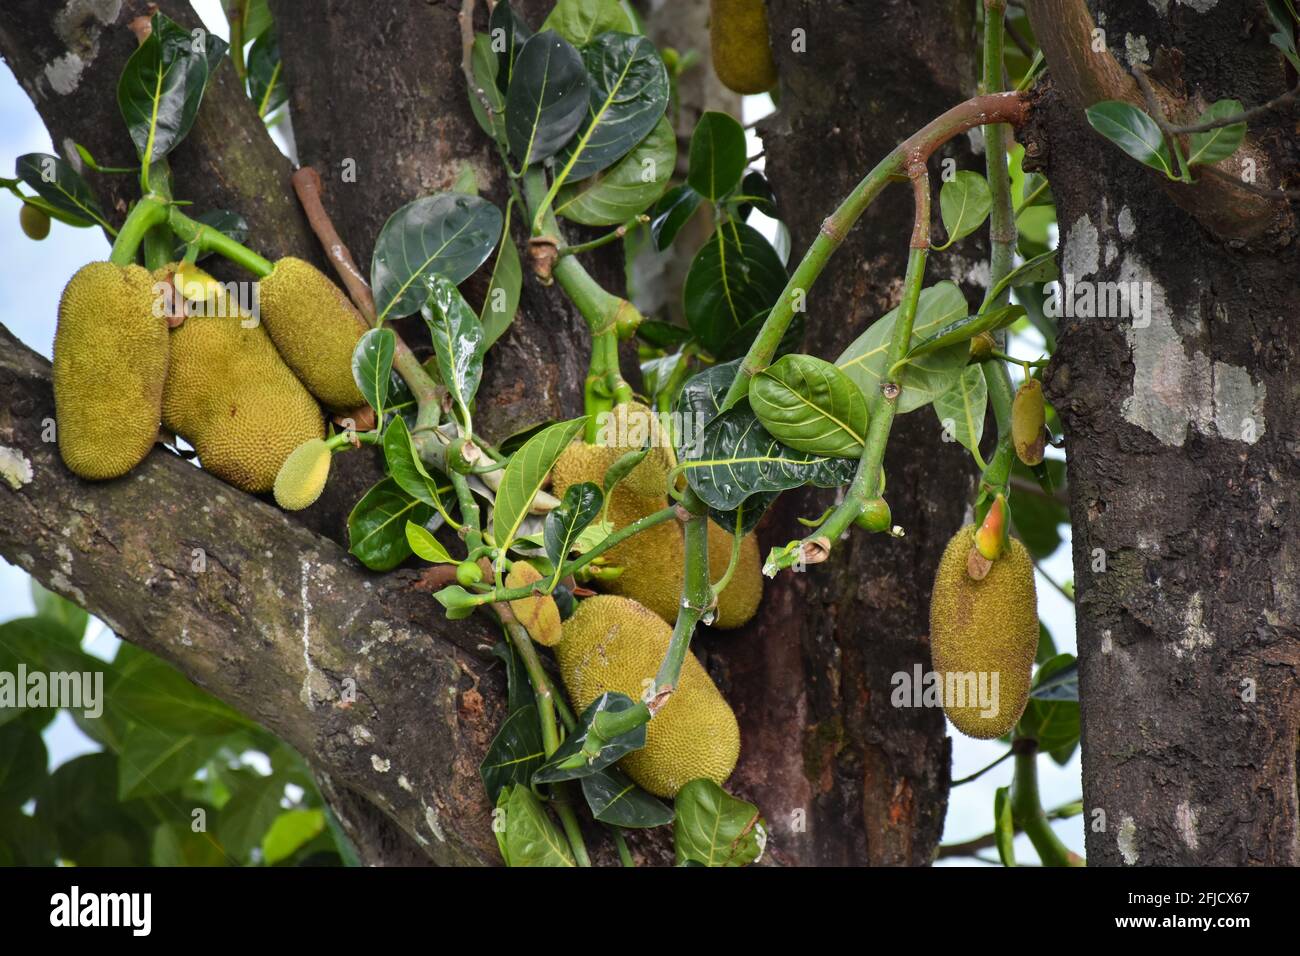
[581, 766, 673, 827]
[246, 28, 286, 116]
[1010, 457, 1068, 560]
[495, 784, 576, 866]
[938, 170, 991, 246]
[117, 724, 221, 800]
[381, 415, 449, 508]
[35, 754, 150, 866]
[1187, 99, 1246, 166]
[684, 221, 788, 359]
[489, 2, 533, 94]
[1017, 654, 1080, 754]
[241, 0, 274, 42]
[112, 653, 249, 735]
[347, 477, 435, 571]
[637, 318, 692, 349]
[735, 169, 777, 221]
[544, 481, 604, 571]
[352, 327, 395, 415]
[1085, 101, 1173, 175]
[649, 182, 703, 250]
[994, 785, 1016, 866]
[709, 492, 779, 538]
[479, 202, 522, 347]
[1030, 658, 1078, 701]
[0, 721, 47, 809]
[673, 778, 765, 866]
[933, 364, 987, 458]
[505, 31, 590, 166]
[687, 111, 747, 201]
[554, 113, 675, 225]
[492, 418, 586, 553]
[29, 579, 88, 643]
[1036, 620, 1058, 666]
[480, 704, 546, 801]
[14, 153, 109, 230]
[541, 0, 639, 47]
[468, 33, 509, 144]
[751, 353, 869, 458]
[0, 809, 57, 865]
[217, 773, 285, 861]
[423, 275, 485, 416]
[532, 692, 647, 784]
[490, 641, 533, 714]
[371, 193, 503, 321]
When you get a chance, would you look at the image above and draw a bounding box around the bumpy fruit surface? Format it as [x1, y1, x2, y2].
[590, 401, 674, 500]
[929, 525, 1038, 739]
[709, 0, 778, 94]
[53, 262, 169, 480]
[505, 561, 562, 647]
[163, 297, 324, 493]
[20, 203, 50, 240]
[1012, 378, 1046, 466]
[257, 257, 368, 411]
[273, 437, 332, 510]
[556, 595, 740, 797]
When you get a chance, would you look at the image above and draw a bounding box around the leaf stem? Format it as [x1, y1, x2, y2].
[1010, 746, 1085, 866]
[108, 196, 168, 266]
[558, 215, 649, 257]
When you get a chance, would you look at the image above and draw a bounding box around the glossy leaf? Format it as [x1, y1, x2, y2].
[480, 705, 546, 802]
[352, 328, 395, 415]
[1017, 653, 1080, 754]
[495, 784, 576, 867]
[709, 492, 778, 538]
[673, 779, 765, 867]
[735, 169, 777, 220]
[541, 0, 639, 47]
[836, 281, 970, 415]
[531, 692, 647, 784]
[505, 31, 590, 166]
[347, 477, 435, 571]
[554, 113, 675, 225]
[581, 766, 673, 828]
[1085, 101, 1173, 175]
[492, 418, 586, 554]
[489, 2, 533, 93]
[1030, 657, 1079, 702]
[246, 28, 286, 116]
[468, 33, 509, 145]
[684, 221, 788, 360]
[905, 303, 1026, 361]
[751, 354, 869, 458]
[939, 170, 991, 246]
[1187, 99, 1246, 166]
[423, 275, 486, 416]
[933, 365, 987, 458]
[648, 182, 703, 250]
[479, 203, 522, 347]
[687, 111, 747, 201]
[491, 641, 533, 714]
[14, 153, 110, 230]
[405, 521, 455, 565]
[544, 481, 603, 572]
[994, 786, 1017, 866]
[371, 192, 502, 321]
[381, 415, 450, 510]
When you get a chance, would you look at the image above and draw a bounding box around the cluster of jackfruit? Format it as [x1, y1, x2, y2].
[550, 401, 763, 629]
[557, 595, 740, 797]
[929, 524, 1039, 739]
[51, 258, 367, 502]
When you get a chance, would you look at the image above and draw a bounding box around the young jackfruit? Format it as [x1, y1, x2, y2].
[20, 203, 50, 240]
[52, 262, 169, 480]
[257, 257, 368, 412]
[929, 525, 1038, 740]
[163, 296, 324, 493]
[592, 401, 675, 500]
[710, 0, 778, 95]
[505, 561, 562, 647]
[556, 595, 740, 797]
[1012, 378, 1047, 466]
[274, 437, 332, 510]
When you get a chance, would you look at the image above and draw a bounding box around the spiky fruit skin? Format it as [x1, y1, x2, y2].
[556, 595, 740, 797]
[929, 526, 1038, 739]
[257, 257, 368, 412]
[274, 438, 332, 510]
[163, 304, 324, 493]
[709, 0, 778, 95]
[590, 401, 674, 500]
[53, 262, 168, 480]
[20, 203, 50, 240]
[707, 521, 762, 629]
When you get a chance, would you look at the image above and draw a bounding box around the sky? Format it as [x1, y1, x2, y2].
[0, 2, 1082, 864]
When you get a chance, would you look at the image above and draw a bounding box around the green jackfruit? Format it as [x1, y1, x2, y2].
[53, 262, 169, 480]
[257, 257, 368, 411]
[929, 525, 1038, 739]
[556, 595, 740, 797]
[274, 437, 332, 510]
[1012, 378, 1046, 466]
[710, 0, 778, 95]
[163, 291, 324, 493]
[591, 401, 675, 500]
[20, 203, 50, 241]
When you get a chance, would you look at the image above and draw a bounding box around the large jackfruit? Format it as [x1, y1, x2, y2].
[710, 0, 778, 95]
[556, 595, 740, 797]
[257, 257, 368, 412]
[163, 293, 324, 493]
[929, 525, 1038, 739]
[53, 262, 169, 480]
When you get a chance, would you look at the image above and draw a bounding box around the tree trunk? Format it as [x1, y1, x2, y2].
[1025, 0, 1300, 864]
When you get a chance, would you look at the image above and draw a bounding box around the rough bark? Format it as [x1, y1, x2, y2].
[709, 0, 985, 866]
[1024, 0, 1300, 864]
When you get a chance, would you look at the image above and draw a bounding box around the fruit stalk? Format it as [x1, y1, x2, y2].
[1010, 747, 1084, 866]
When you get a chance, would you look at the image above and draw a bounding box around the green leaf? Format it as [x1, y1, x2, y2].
[35, 753, 150, 866]
[938, 171, 991, 246]
[492, 417, 586, 553]
[676, 362, 855, 511]
[241, 0, 274, 41]
[381, 415, 452, 510]
[246, 28, 286, 116]
[117, 724, 220, 800]
[542, 0, 639, 47]
[0, 721, 47, 810]
[1266, 0, 1300, 69]
[532, 692, 647, 784]
[581, 766, 673, 828]
[1187, 99, 1246, 166]
[544, 481, 604, 572]
[169, 208, 248, 262]
[217, 773, 285, 861]
[1030, 657, 1078, 701]
[1084, 101, 1173, 175]
[116, 13, 228, 166]
[262, 808, 325, 865]
[684, 221, 788, 360]
[347, 477, 435, 571]
[491, 641, 534, 714]
[933, 365, 987, 459]
[505, 31, 590, 166]
[405, 521, 455, 564]
[112, 653, 249, 735]
[648, 182, 703, 250]
[905, 303, 1026, 361]
[489, 2, 532, 94]
[14, 153, 110, 230]
[836, 281, 970, 415]
[552, 33, 668, 186]
[468, 33, 509, 145]
[422, 275, 486, 417]
[1010, 458, 1068, 560]
[479, 203, 522, 348]
[994, 785, 1017, 866]
[496, 784, 576, 867]
[734, 169, 778, 220]
[351, 328, 395, 415]
[480, 704, 546, 802]
[151, 823, 227, 867]
[673, 779, 765, 866]
[687, 111, 747, 201]
[371, 192, 503, 321]
[29, 579, 88, 643]
[1017, 653, 1080, 754]
[554, 113, 675, 226]
[751, 354, 869, 458]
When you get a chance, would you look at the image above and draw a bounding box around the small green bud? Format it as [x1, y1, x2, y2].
[455, 561, 483, 587]
[855, 497, 892, 533]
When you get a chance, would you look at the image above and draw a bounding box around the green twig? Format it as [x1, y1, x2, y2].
[1010, 748, 1084, 866]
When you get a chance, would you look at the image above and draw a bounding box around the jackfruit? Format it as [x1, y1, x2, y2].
[274, 437, 332, 510]
[710, 0, 778, 95]
[163, 290, 324, 493]
[584, 401, 674, 500]
[257, 257, 368, 412]
[556, 595, 740, 797]
[506, 561, 562, 647]
[52, 261, 169, 480]
[929, 525, 1038, 740]
[707, 520, 762, 629]
[1012, 378, 1046, 466]
[20, 203, 50, 240]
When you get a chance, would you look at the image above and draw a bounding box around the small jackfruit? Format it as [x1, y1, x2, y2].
[1012, 378, 1046, 466]
[53, 262, 169, 480]
[556, 595, 740, 797]
[20, 203, 50, 240]
[929, 525, 1038, 740]
[163, 293, 324, 493]
[257, 257, 368, 412]
[274, 437, 332, 510]
[710, 0, 778, 95]
[505, 561, 562, 647]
